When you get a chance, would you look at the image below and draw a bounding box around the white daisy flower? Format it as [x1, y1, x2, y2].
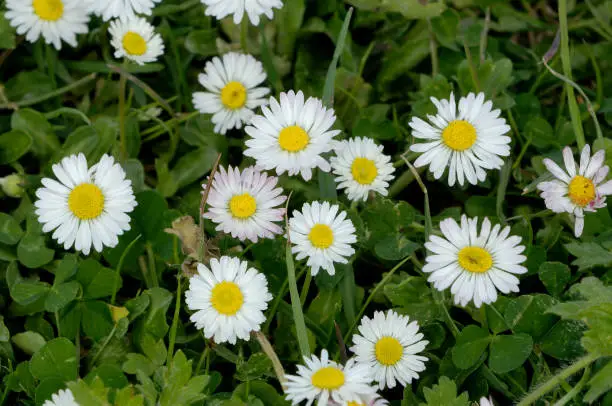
[185, 256, 272, 344]
[34, 153, 137, 256]
[409, 92, 511, 186]
[244, 90, 341, 181]
[284, 349, 378, 406]
[42, 389, 78, 406]
[88, 0, 161, 21]
[193, 52, 269, 135]
[423, 215, 527, 308]
[330, 137, 395, 202]
[109, 17, 164, 66]
[350, 310, 428, 390]
[5, 0, 89, 50]
[203, 166, 287, 243]
[537, 145, 612, 237]
[479, 397, 494, 406]
[200, 0, 283, 25]
[288, 201, 357, 276]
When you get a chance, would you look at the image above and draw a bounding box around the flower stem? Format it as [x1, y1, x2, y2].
[240, 18, 249, 53]
[111, 234, 142, 305]
[254, 332, 286, 389]
[167, 273, 182, 366]
[285, 241, 310, 356]
[118, 69, 128, 161]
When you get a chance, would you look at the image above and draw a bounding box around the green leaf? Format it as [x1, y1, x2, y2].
[564, 242, 612, 271]
[184, 30, 217, 56]
[138, 288, 173, 339]
[374, 235, 419, 261]
[275, 0, 305, 56]
[76, 259, 122, 299]
[30, 338, 78, 382]
[585, 360, 612, 403]
[0, 316, 9, 342]
[538, 262, 571, 297]
[17, 232, 54, 269]
[158, 351, 208, 406]
[540, 320, 586, 361]
[0, 13, 16, 49]
[54, 254, 79, 285]
[451, 325, 490, 370]
[35, 377, 66, 406]
[122, 353, 157, 376]
[0, 130, 32, 164]
[488, 334, 533, 374]
[420, 376, 470, 406]
[504, 294, 558, 340]
[85, 363, 129, 389]
[233, 381, 290, 406]
[11, 331, 46, 355]
[11, 108, 60, 158]
[383, 276, 441, 324]
[11, 280, 50, 306]
[0, 213, 23, 245]
[157, 147, 219, 197]
[44, 281, 80, 312]
[524, 116, 555, 149]
[81, 300, 114, 341]
[385, 0, 446, 19]
[235, 353, 273, 382]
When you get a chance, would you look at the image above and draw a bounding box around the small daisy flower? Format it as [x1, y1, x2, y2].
[423, 215, 527, 308]
[203, 166, 287, 243]
[35, 154, 137, 256]
[284, 349, 378, 406]
[409, 92, 511, 186]
[330, 394, 389, 406]
[537, 145, 612, 237]
[42, 389, 78, 406]
[88, 0, 161, 21]
[193, 53, 269, 135]
[479, 397, 494, 406]
[5, 0, 89, 50]
[288, 201, 357, 276]
[244, 90, 341, 181]
[350, 310, 428, 390]
[185, 256, 272, 344]
[109, 17, 164, 65]
[200, 0, 283, 25]
[330, 137, 395, 202]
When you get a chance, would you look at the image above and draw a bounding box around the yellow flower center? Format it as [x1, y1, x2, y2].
[210, 281, 244, 315]
[308, 224, 334, 249]
[311, 366, 345, 390]
[375, 336, 404, 366]
[220, 81, 247, 110]
[351, 157, 378, 185]
[568, 175, 596, 207]
[68, 183, 105, 220]
[229, 193, 257, 219]
[33, 0, 64, 21]
[458, 246, 493, 273]
[347, 402, 366, 406]
[442, 120, 477, 151]
[122, 32, 147, 56]
[278, 126, 309, 152]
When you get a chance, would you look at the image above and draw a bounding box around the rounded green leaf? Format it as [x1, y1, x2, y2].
[0, 213, 24, 245]
[30, 338, 78, 382]
[17, 232, 54, 269]
[451, 325, 490, 369]
[11, 331, 46, 355]
[488, 333, 533, 374]
[0, 130, 32, 164]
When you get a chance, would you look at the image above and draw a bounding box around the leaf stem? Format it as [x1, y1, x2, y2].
[167, 273, 182, 366]
[111, 234, 142, 305]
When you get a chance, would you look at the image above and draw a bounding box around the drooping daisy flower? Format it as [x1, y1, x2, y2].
[350, 310, 428, 390]
[288, 201, 356, 276]
[537, 145, 612, 237]
[244, 90, 341, 181]
[88, 0, 161, 21]
[185, 256, 272, 344]
[109, 17, 164, 65]
[203, 166, 287, 242]
[409, 92, 511, 186]
[35, 154, 137, 256]
[479, 397, 494, 406]
[42, 389, 79, 406]
[284, 349, 378, 406]
[423, 215, 527, 308]
[200, 0, 283, 25]
[330, 137, 395, 202]
[193, 53, 269, 135]
[5, 0, 89, 50]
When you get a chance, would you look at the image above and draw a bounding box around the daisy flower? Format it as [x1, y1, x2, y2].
[193, 53, 269, 135]
[185, 256, 272, 344]
[88, 0, 161, 21]
[244, 90, 340, 181]
[350, 310, 428, 390]
[284, 349, 378, 406]
[203, 166, 287, 242]
[479, 397, 494, 406]
[35, 154, 137, 256]
[5, 0, 89, 50]
[109, 17, 164, 65]
[288, 201, 357, 276]
[409, 92, 511, 186]
[537, 145, 612, 237]
[423, 215, 527, 308]
[200, 0, 283, 25]
[42, 389, 78, 406]
[330, 137, 395, 202]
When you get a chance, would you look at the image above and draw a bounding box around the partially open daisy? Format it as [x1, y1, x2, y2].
[288, 201, 357, 276]
[185, 256, 272, 344]
[88, 0, 161, 21]
[203, 166, 286, 243]
[284, 349, 378, 406]
[537, 145, 612, 237]
[193, 53, 269, 135]
[423, 215, 527, 308]
[42, 389, 78, 406]
[331, 137, 395, 202]
[409, 92, 511, 186]
[6, 0, 89, 50]
[35, 154, 137, 256]
[109, 17, 164, 65]
[480, 397, 495, 406]
[200, 0, 283, 25]
[350, 310, 428, 390]
[245, 90, 340, 181]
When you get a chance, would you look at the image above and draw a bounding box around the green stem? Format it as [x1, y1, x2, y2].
[299, 269, 311, 306]
[464, 41, 481, 92]
[111, 234, 142, 305]
[55, 312, 61, 337]
[433, 289, 459, 337]
[195, 346, 210, 375]
[89, 324, 118, 369]
[517, 354, 598, 406]
[118, 69, 128, 161]
[553, 365, 591, 406]
[286, 242, 310, 356]
[341, 264, 356, 326]
[240, 18, 249, 53]
[146, 242, 159, 287]
[427, 19, 439, 76]
[167, 274, 182, 366]
[558, 0, 585, 149]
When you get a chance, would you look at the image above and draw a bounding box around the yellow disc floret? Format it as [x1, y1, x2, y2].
[229, 193, 257, 219]
[221, 81, 247, 110]
[458, 246, 493, 273]
[311, 366, 345, 390]
[278, 126, 309, 152]
[122, 32, 147, 56]
[68, 183, 105, 220]
[210, 281, 244, 315]
[442, 120, 477, 151]
[375, 336, 404, 366]
[33, 0, 64, 21]
[351, 157, 378, 185]
[568, 175, 596, 207]
[308, 224, 334, 249]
